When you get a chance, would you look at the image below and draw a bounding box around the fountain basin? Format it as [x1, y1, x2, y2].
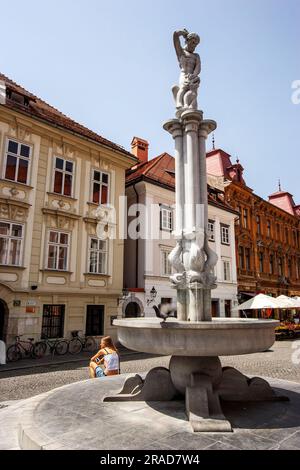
[114, 318, 279, 356]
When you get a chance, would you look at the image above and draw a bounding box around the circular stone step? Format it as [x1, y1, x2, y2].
[18, 375, 300, 450]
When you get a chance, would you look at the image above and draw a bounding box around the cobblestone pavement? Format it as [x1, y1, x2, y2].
[0, 340, 299, 402]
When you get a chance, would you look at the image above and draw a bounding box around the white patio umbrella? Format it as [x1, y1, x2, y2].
[233, 293, 280, 311]
[291, 297, 300, 308]
[276, 295, 300, 309]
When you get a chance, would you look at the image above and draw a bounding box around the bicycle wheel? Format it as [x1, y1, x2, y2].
[55, 340, 69, 355]
[68, 338, 82, 355]
[33, 341, 47, 359]
[7, 345, 22, 362]
[84, 337, 96, 352]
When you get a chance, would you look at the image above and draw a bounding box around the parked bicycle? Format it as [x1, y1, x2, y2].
[6, 335, 45, 362]
[34, 335, 69, 358]
[68, 330, 96, 355]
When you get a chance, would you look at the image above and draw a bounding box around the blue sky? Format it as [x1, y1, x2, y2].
[1, 0, 299, 201]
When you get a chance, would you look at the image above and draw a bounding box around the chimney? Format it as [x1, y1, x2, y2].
[131, 137, 149, 163]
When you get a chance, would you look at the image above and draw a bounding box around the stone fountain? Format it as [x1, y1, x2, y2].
[105, 29, 284, 432]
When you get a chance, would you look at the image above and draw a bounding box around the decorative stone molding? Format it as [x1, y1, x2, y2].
[121, 295, 144, 317]
[99, 159, 112, 171]
[42, 208, 81, 230]
[83, 219, 98, 236]
[0, 180, 33, 205]
[87, 279, 106, 287]
[46, 276, 66, 285]
[52, 140, 77, 159]
[17, 125, 31, 142]
[0, 273, 18, 282]
[46, 193, 77, 211]
[9, 187, 19, 197]
[90, 149, 112, 171]
[53, 141, 64, 156]
[84, 205, 116, 239]
[1, 186, 26, 201]
[0, 199, 31, 221]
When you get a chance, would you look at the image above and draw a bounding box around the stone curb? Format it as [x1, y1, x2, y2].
[0, 350, 139, 373]
[17, 375, 132, 450]
[16, 375, 300, 451]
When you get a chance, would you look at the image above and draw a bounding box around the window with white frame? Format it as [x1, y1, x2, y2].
[53, 157, 74, 197]
[47, 231, 69, 271]
[0, 221, 23, 266]
[208, 220, 215, 241]
[160, 206, 173, 231]
[91, 170, 109, 205]
[88, 238, 108, 274]
[221, 224, 230, 245]
[161, 250, 172, 276]
[223, 260, 231, 281]
[4, 139, 31, 184]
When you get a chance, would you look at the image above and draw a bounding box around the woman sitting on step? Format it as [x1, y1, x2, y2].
[89, 336, 120, 378]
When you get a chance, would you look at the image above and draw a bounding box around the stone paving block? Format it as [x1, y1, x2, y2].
[146, 441, 177, 450]
[220, 431, 275, 450]
[204, 441, 240, 450]
[270, 431, 300, 450]
[250, 427, 300, 443]
[64, 427, 155, 450]
[270, 442, 299, 450]
[42, 442, 68, 450]
[157, 431, 216, 450]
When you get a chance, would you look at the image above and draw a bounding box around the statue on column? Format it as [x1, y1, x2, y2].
[172, 29, 201, 112]
[167, 29, 218, 294]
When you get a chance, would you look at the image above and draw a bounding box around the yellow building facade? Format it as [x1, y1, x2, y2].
[0, 74, 136, 345]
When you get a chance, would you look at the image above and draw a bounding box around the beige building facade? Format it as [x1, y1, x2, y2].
[0, 74, 136, 345]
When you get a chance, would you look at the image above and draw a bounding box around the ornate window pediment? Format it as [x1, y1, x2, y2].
[0, 199, 30, 222]
[42, 207, 80, 231]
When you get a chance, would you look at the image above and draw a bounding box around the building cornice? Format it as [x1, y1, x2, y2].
[0, 106, 137, 170]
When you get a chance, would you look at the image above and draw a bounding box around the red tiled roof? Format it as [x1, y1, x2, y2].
[0, 73, 137, 161]
[126, 152, 175, 188]
[126, 152, 238, 214]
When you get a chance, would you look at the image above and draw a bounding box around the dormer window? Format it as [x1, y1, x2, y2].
[6, 88, 31, 107]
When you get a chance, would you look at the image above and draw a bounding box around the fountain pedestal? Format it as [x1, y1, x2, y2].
[104, 319, 287, 432]
[104, 30, 288, 433]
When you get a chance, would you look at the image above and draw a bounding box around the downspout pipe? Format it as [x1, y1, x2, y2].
[133, 183, 139, 288]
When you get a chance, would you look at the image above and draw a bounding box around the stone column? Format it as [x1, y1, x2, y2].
[163, 119, 184, 235]
[181, 110, 203, 322]
[189, 283, 204, 322]
[214, 217, 222, 282]
[182, 110, 203, 235]
[163, 119, 187, 320]
[198, 120, 217, 321]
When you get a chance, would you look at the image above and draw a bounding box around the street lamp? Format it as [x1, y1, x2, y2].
[147, 286, 157, 305]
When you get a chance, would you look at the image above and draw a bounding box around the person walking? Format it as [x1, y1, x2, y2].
[89, 336, 120, 378]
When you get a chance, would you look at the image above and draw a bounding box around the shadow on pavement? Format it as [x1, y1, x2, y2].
[148, 387, 300, 430]
[0, 351, 165, 379]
